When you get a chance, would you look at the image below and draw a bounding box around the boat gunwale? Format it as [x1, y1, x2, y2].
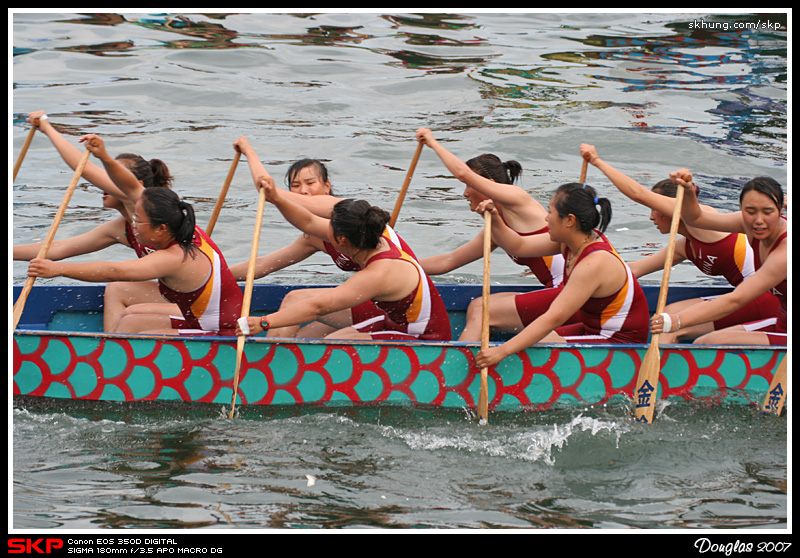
[12, 327, 785, 353]
[12, 282, 786, 351]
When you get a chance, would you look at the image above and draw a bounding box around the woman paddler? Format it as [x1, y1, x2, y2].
[580, 144, 780, 344]
[230, 136, 419, 338]
[650, 173, 786, 346]
[414, 127, 564, 342]
[474, 181, 650, 370]
[26, 170, 243, 336]
[13, 117, 178, 330]
[235, 174, 451, 341]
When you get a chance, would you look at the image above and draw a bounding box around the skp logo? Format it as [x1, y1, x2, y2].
[8, 539, 64, 554]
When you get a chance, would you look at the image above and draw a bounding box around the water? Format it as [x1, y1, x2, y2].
[11, 11, 788, 533]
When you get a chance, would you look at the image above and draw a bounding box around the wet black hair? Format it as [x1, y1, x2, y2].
[116, 153, 173, 189]
[740, 176, 784, 210]
[140, 188, 197, 256]
[330, 199, 389, 250]
[466, 153, 522, 185]
[552, 182, 612, 234]
[651, 178, 702, 198]
[285, 159, 333, 194]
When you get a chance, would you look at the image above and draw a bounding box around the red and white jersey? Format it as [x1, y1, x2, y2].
[684, 231, 755, 286]
[351, 240, 451, 341]
[159, 227, 243, 336]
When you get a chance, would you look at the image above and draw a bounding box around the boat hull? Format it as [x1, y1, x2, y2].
[13, 284, 786, 411]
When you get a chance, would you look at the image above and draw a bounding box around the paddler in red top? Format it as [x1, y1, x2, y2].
[27, 186, 243, 336]
[415, 127, 565, 342]
[12, 119, 177, 330]
[229, 135, 418, 338]
[581, 143, 780, 343]
[236, 175, 451, 341]
[651, 174, 787, 346]
[475, 181, 650, 370]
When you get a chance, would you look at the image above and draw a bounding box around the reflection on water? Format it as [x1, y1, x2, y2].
[13, 12, 787, 165]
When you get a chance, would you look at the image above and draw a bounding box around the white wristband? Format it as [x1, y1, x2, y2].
[237, 317, 250, 336]
[660, 313, 673, 333]
[661, 313, 681, 333]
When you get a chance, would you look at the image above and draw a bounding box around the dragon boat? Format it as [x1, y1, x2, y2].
[12, 283, 786, 414]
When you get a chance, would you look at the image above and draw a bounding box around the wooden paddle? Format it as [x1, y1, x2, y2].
[228, 184, 267, 419]
[206, 151, 241, 236]
[13, 148, 91, 331]
[389, 140, 423, 228]
[13, 119, 39, 182]
[477, 205, 493, 424]
[580, 158, 588, 185]
[761, 354, 787, 416]
[633, 174, 687, 423]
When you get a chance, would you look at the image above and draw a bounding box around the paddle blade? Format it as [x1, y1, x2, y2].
[634, 342, 661, 423]
[228, 335, 246, 419]
[761, 355, 787, 416]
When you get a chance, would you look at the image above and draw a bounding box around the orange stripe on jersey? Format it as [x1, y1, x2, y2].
[397, 250, 425, 323]
[733, 233, 754, 278]
[189, 238, 216, 318]
[599, 279, 629, 327]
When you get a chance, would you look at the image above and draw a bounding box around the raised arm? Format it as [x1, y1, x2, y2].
[581, 143, 682, 217]
[79, 134, 145, 203]
[26, 112, 128, 199]
[479, 201, 560, 258]
[415, 128, 533, 209]
[672, 170, 746, 234]
[233, 136, 340, 217]
[258, 174, 332, 241]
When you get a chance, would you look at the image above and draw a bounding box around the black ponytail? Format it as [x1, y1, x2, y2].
[140, 188, 197, 256]
[467, 153, 522, 185]
[652, 178, 701, 198]
[553, 183, 612, 234]
[117, 153, 174, 189]
[330, 199, 389, 250]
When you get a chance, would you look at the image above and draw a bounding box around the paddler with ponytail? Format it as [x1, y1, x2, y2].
[475, 181, 650, 369]
[236, 174, 451, 341]
[27, 186, 243, 336]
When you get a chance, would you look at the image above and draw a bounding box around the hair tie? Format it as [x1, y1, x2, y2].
[594, 197, 599, 204]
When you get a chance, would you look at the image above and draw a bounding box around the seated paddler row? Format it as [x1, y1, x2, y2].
[14, 112, 787, 370]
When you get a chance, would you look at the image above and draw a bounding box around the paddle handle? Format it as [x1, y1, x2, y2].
[389, 141, 423, 228]
[229, 185, 267, 419]
[206, 151, 241, 236]
[13, 148, 91, 331]
[579, 158, 588, 184]
[633, 174, 687, 423]
[13, 120, 39, 182]
[654, 178, 687, 315]
[477, 208, 492, 423]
